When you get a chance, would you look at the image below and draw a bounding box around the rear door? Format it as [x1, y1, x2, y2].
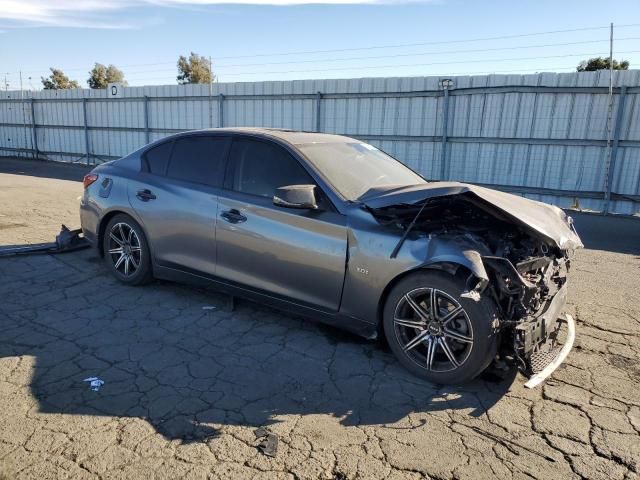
[215, 137, 348, 311]
[129, 134, 230, 275]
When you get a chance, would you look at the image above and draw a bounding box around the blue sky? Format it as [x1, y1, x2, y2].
[1, 0, 639, 89]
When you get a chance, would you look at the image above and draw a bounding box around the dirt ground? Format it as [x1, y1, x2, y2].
[0, 157, 639, 480]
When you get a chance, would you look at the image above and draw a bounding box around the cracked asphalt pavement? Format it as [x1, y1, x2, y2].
[1, 158, 639, 479]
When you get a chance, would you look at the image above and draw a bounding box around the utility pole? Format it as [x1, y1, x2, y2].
[608, 22, 614, 102]
[603, 22, 615, 213]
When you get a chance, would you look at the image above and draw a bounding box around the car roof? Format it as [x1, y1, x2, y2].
[174, 127, 356, 146]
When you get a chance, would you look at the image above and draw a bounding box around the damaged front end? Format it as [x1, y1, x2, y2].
[364, 183, 583, 385]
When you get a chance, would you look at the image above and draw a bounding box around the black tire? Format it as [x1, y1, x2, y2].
[383, 270, 498, 384]
[102, 214, 153, 286]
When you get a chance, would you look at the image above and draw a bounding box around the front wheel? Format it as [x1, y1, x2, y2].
[383, 270, 499, 384]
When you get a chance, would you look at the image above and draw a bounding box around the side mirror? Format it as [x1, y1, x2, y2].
[273, 184, 318, 210]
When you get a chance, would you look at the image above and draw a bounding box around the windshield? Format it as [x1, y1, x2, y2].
[297, 142, 426, 201]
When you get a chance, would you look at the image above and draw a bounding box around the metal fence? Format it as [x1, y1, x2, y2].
[1, 70, 640, 215]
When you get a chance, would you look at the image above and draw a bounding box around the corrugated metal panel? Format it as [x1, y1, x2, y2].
[1, 71, 639, 214]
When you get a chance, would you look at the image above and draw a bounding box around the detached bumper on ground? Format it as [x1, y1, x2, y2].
[0, 225, 89, 257]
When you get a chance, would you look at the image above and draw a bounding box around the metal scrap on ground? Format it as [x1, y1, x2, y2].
[254, 427, 279, 457]
[83, 377, 105, 392]
[0, 224, 89, 257]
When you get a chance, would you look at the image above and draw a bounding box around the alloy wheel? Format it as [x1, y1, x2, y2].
[393, 287, 474, 372]
[107, 222, 142, 277]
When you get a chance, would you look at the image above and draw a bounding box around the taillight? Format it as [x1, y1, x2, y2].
[83, 174, 98, 189]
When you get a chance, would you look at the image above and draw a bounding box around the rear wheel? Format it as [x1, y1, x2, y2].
[383, 270, 498, 384]
[103, 214, 153, 285]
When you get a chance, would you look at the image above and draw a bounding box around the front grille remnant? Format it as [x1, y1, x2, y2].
[530, 345, 563, 374]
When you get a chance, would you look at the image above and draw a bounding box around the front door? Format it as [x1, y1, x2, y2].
[215, 137, 348, 311]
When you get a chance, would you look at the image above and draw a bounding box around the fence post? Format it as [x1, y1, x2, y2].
[439, 79, 453, 180]
[30, 98, 38, 159]
[218, 94, 224, 128]
[604, 85, 627, 214]
[144, 96, 150, 144]
[82, 98, 90, 165]
[315, 91, 322, 132]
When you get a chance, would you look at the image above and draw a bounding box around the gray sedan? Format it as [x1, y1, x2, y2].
[80, 128, 582, 385]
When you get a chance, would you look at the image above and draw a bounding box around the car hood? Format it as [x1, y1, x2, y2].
[361, 182, 583, 250]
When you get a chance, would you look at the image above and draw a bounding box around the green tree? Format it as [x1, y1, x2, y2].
[177, 52, 213, 84]
[87, 63, 127, 89]
[41, 68, 80, 89]
[577, 57, 630, 72]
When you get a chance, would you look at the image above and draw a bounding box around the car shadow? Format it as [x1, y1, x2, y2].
[0, 249, 517, 445]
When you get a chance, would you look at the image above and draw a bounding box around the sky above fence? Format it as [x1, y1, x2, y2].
[2, 0, 640, 87]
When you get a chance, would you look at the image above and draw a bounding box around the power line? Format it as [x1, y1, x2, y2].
[204, 50, 640, 77]
[213, 37, 640, 69]
[118, 43, 640, 79]
[17, 23, 640, 75]
[209, 23, 640, 60]
[113, 37, 640, 75]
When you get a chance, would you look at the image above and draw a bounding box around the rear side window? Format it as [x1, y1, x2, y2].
[226, 138, 313, 198]
[167, 136, 230, 187]
[144, 141, 172, 175]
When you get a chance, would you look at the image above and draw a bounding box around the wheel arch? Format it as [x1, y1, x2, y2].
[375, 261, 474, 337]
[97, 209, 151, 258]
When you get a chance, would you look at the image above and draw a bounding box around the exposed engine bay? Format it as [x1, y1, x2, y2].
[367, 191, 577, 375]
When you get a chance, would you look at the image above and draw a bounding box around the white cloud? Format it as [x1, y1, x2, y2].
[0, 0, 415, 29]
[0, 0, 139, 29]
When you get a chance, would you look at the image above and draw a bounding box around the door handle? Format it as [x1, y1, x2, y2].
[221, 208, 247, 224]
[136, 189, 156, 201]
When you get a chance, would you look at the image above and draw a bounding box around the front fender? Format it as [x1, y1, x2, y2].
[423, 234, 491, 281]
[340, 215, 495, 327]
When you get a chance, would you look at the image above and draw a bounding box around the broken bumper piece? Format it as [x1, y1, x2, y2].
[0, 225, 89, 257]
[524, 314, 576, 388]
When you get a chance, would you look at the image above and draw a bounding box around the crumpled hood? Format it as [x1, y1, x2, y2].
[362, 182, 584, 250]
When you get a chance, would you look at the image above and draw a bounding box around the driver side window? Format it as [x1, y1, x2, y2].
[225, 138, 314, 198]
